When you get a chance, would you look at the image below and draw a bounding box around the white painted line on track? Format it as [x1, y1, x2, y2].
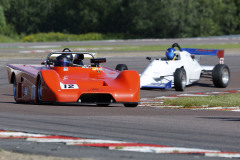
[29, 45, 61, 49]
[67, 139, 128, 145]
[205, 152, 240, 158]
[18, 47, 127, 54]
[178, 94, 209, 97]
[110, 146, 220, 154]
[27, 137, 127, 145]
[232, 109, 240, 112]
[155, 96, 179, 99]
[0, 131, 46, 138]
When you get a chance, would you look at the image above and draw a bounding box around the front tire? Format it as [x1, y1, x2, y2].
[37, 78, 43, 104]
[97, 103, 110, 107]
[115, 64, 128, 71]
[174, 68, 187, 91]
[13, 77, 17, 101]
[124, 103, 138, 107]
[212, 64, 230, 88]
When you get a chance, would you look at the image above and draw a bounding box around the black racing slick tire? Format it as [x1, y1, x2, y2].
[13, 77, 17, 101]
[174, 68, 187, 91]
[124, 103, 138, 107]
[97, 103, 110, 107]
[37, 78, 43, 104]
[115, 64, 128, 71]
[212, 64, 230, 88]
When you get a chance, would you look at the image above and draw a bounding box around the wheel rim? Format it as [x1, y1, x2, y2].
[38, 79, 42, 102]
[181, 71, 187, 88]
[222, 68, 229, 84]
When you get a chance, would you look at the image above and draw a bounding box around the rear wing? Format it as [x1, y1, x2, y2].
[182, 48, 224, 64]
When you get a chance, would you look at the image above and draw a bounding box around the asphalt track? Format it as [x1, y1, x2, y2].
[0, 39, 240, 160]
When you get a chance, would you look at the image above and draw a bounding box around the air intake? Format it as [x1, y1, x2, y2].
[79, 94, 115, 103]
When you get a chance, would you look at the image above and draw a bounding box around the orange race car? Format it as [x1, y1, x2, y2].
[6, 48, 140, 107]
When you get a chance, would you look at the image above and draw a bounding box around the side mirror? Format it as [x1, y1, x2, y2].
[42, 61, 53, 66]
[91, 58, 106, 67]
[90, 58, 106, 64]
[146, 57, 151, 61]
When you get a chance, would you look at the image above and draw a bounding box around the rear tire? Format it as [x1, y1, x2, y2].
[212, 64, 230, 88]
[174, 68, 187, 91]
[124, 103, 138, 107]
[37, 78, 43, 104]
[115, 64, 128, 71]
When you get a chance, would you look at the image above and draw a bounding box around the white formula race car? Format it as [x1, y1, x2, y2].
[140, 43, 230, 91]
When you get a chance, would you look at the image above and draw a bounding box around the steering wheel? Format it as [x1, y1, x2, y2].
[172, 43, 182, 51]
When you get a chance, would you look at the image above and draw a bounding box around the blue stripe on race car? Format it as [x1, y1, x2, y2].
[142, 85, 166, 89]
[142, 81, 172, 89]
[182, 48, 223, 56]
[165, 80, 172, 89]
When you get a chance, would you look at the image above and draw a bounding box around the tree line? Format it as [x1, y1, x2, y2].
[0, 0, 240, 39]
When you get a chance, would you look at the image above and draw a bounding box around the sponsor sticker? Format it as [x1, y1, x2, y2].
[92, 67, 103, 72]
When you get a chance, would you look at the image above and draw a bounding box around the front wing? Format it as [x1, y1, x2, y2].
[141, 80, 172, 89]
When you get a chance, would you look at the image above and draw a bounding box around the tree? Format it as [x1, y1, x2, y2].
[4, 0, 58, 34]
[1, 0, 240, 38]
[0, 5, 6, 28]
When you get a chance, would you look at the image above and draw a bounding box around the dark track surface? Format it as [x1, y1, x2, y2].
[0, 41, 240, 159]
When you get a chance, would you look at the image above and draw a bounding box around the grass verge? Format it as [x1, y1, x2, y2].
[0, 149, 89, 160]
[63, 43, 240, 52]
[163, 93, 240, 108]
[0, 35, 18, 43]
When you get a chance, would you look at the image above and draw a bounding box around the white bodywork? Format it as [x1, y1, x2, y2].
[140, 50, 214, 89]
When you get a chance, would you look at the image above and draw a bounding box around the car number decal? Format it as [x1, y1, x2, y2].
[60, 82, 79, 89]
[219, 57, 224, 64]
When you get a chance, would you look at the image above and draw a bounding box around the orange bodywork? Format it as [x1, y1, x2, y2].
[6, 64, 140, 105]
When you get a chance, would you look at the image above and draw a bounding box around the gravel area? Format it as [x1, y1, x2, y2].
[0, 150, 90, 160]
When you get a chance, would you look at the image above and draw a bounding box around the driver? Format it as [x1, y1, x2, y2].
[166, 48, 177, 60]
[73, 54, 84, 65]
[55, 54, 70, 67]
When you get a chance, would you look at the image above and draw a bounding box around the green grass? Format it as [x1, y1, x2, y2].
[180, 44, 240, 50]
[163, 93, 240, 108]
[1, 31, 240, 52]
[22, 32, 106, 42]
[0, 35, 18, 43]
